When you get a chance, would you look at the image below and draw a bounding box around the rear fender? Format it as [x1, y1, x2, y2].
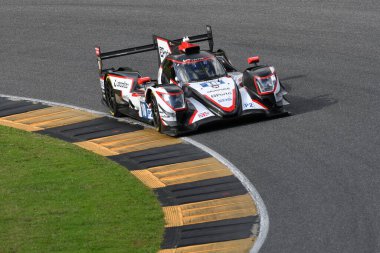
[105, 71, 140, 103]
[106, 72, 139, 91]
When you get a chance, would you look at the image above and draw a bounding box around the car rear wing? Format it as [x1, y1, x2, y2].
[95, 25, 214, 74]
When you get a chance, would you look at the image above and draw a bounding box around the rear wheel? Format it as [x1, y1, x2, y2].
[151, 96, 162, 132]
[105, 77, 122, 117]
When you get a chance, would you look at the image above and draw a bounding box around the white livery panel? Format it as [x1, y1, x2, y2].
[189, 77, 236, 111]
[188, 98, 215, 124]
[239, 87, 267, 111]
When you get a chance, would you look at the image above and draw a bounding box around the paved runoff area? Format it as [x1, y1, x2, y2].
[0, 96, 259, 253]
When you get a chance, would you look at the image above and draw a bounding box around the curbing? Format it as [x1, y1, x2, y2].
[182, 137, 269, 253]
[0, 94, 268, 253]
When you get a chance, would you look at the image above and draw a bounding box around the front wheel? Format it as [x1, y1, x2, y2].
[105, 77, 122, 117]
[151, 96, 162, 133]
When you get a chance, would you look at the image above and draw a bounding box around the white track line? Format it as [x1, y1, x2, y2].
[0, 93, 269, 253]
[182, 137, 269, 253]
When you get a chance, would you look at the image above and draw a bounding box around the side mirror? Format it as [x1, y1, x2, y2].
[138, 77, 151, 85]
[247, 56, 260, 65]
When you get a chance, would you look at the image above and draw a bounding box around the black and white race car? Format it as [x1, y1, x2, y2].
[95, 26, 289, 136]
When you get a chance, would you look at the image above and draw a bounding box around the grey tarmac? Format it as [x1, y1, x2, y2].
[0, 1, 379, 252]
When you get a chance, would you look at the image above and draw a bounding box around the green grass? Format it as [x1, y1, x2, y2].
[0, 125, 164, 253]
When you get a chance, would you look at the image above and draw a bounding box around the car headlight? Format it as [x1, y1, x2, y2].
[157, 92, 186, 111]
[254, 74, 277, 95]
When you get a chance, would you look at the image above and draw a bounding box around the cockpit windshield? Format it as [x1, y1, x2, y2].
[173, 57, 226, 83]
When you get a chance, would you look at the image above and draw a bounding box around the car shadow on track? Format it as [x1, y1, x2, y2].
[186, 93, 337, 136]
[185, 74, 337, 136]
[286, 94, 338, 115]
[282, 74, 338, 115]
[281, 74, 307, 89]
[186, 114, 285, 136]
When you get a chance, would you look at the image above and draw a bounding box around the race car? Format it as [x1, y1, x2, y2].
[95, 25, 289, 136]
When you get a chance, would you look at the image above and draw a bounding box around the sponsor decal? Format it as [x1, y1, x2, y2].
[182, 57, 208, 63]
[113, 79, 130, 89]
[243, 102, 256, 109]
[199, 80, 225, 89]
[243, 101, 267, 110]
[210, 91, 232, 98]
[192, 78, 235, 111]
[159, 46, 170, 60]
[140, 101, 152, 119]
[198, 111, 211, 118]
[157, 38, 172, 62]
[206, 87, 230, 93]
[217, 98, 232, 103]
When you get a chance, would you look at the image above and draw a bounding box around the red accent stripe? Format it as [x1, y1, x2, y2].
[138, 77, 151, 85]
[178, 42, 198, 51]
[160, 117, 167, 126]
[252, 99, 268, 110]
[204, 88, 236, 112]
[189, 110, 198, 124]
[247, 56, 260, 64]
[169, 78, 179, 86]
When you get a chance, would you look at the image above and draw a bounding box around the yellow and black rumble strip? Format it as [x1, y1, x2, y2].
[0, 96, 259, 253]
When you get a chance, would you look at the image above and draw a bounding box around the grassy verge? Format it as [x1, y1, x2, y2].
[0, 125, 164, 253]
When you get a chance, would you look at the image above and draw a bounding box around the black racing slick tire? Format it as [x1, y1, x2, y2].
[105, 77, 123, 117]
[151, 96, 162, 133]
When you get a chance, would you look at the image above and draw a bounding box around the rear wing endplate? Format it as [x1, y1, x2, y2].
[95, 25, 214, 74]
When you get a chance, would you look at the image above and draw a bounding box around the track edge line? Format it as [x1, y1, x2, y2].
[181, 137, 269, 253]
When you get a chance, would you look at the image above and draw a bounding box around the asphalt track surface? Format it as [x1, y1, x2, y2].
[1, 1, 379, 252]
